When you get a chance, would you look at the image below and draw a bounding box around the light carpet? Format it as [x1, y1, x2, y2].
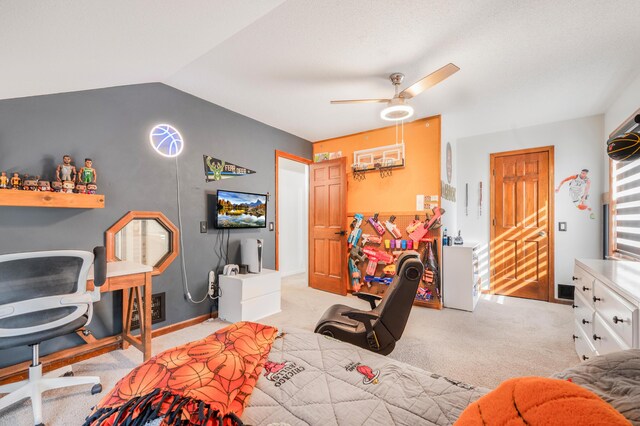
[0, 273, 578, 425]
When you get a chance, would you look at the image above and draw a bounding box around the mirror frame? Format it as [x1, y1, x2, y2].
[105, 211, 180, 276]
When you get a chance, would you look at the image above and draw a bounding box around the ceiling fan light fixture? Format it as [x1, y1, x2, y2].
[380, 103, 414, 121]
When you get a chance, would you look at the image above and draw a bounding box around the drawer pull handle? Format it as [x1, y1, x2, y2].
[572, 276, 579, 281]
[613, 316, 624, 324]
[581, 319, 590, 325]
[592, 296, 601, 303]
[582, 355, 589, 361]
[593, 334, 601, 341]
[572, 334, 579, 340]
[582, 286, 590, 291]
[572, 304, 578, 309]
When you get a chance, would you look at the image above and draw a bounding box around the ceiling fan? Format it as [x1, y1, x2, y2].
[330, 63, 460, 121]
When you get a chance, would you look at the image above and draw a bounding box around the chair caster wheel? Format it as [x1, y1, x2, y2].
[91, 384, 102, 395]
[63, 371, 74, 377]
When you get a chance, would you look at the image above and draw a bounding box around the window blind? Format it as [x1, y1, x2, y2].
[613, 157, 640, 258]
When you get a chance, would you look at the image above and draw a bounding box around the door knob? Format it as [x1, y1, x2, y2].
[538, 231, 546, 237]
[335, 230, 346, 236]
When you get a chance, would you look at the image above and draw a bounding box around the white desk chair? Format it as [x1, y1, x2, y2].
[0, 247, 106, 426]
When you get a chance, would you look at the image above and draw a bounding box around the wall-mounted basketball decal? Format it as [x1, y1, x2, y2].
[150, 124, 184, 158]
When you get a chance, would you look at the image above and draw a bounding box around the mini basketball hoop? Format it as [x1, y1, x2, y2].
[352, 163, 367, 181]
[376, 158, 395, 178]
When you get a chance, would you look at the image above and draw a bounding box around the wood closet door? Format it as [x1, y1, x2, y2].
[309, 158, 347, 295]
[490, 149, 552, 301]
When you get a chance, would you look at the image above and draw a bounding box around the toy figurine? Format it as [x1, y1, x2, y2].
[51, 181, 63, 192]
[10, 172, 22, 189]
[23, 176, 39, 191]
[0, 172, 8, 189]
[62, 180, 75, 193]
[78, 158, 96, 184]
[56, 155, 77, 182]
[86, 183, 97, 195]
[75, 183, 87, 194]
[38, 180, 51, 192]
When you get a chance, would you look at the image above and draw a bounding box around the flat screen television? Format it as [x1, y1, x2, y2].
[214, 190, 267, 229]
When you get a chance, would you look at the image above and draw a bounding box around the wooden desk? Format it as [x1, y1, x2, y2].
[88, 261, 154, 361]
[0, 261, 153, 385]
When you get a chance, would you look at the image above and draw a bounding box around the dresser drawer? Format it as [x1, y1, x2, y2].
[572, 265, 595, 305]
[574, 320, 596, 362]
[593, 281, 638, 348]
[573, 291, 595, 337]
[592, 314, 630, 355]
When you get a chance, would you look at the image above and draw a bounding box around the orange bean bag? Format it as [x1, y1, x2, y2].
[456, 377, 630, 426]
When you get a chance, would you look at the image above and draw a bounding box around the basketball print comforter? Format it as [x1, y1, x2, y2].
[243, 328, 489, 425]
[84, 322, 278, 426]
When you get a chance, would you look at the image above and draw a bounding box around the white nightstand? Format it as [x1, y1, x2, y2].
[218, 269, 281, 323]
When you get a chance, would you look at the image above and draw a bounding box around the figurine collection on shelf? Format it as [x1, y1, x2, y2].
[0, 155, 98, 194]
[347, 207, 445, 306]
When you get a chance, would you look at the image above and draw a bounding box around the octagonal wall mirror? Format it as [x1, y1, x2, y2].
[106, 211, 179, 276]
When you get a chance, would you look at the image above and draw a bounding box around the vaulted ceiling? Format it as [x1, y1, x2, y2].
[2, 1, 640, 141]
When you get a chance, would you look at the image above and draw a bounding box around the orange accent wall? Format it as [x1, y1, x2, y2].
[313, 116, 441, 214]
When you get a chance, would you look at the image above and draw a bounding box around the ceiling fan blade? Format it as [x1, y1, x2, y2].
[399, 63, 460, 99]
[330, 99, 390, 104]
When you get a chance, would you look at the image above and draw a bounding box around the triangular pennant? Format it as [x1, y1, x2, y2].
[203, 155, 256, 182]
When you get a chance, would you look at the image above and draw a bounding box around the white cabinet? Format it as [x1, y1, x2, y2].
[218, 269, 281, 323]
[443, 242, 482, 312]
[572, 259, 640, 361]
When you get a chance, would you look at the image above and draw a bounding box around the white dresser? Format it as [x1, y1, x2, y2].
[572, 259, 640, 362]
[443, 242, 482, 312]
[218, 269, 281, 323]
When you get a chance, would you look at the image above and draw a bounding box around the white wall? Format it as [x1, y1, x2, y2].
[456, 115, 604, 297]
[278, 158, 309, 276]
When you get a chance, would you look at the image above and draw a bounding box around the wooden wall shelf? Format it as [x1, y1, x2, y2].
[0, 191, 105, 208]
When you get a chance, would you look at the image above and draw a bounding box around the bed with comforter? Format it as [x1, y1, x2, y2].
[85, 322, 640, 426]
[243, 327, 488, 425]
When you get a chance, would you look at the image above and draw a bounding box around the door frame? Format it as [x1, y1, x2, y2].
[489, 145, 557, 303]
[274, 150, 313, 271]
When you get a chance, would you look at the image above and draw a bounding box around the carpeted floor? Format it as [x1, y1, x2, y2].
[0, 273, 578, 425]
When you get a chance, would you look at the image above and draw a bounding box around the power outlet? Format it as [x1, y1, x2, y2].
[200, 221, 208, 233]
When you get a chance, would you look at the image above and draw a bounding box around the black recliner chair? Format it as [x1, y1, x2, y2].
[315, 251, 424, 355]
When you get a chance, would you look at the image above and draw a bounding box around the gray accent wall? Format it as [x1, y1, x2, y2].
[0, 83, 311, 366]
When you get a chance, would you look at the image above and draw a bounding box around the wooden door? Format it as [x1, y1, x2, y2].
[490, 148, 553, 301]
[309, 157, 347, 294]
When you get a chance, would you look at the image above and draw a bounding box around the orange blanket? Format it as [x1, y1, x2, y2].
[84, 322, 278, 426]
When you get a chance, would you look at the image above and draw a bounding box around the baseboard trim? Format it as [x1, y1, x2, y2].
[280, 268, 307, 277]
[152, 312, 217, 339]
[0, 311, 218, 386]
